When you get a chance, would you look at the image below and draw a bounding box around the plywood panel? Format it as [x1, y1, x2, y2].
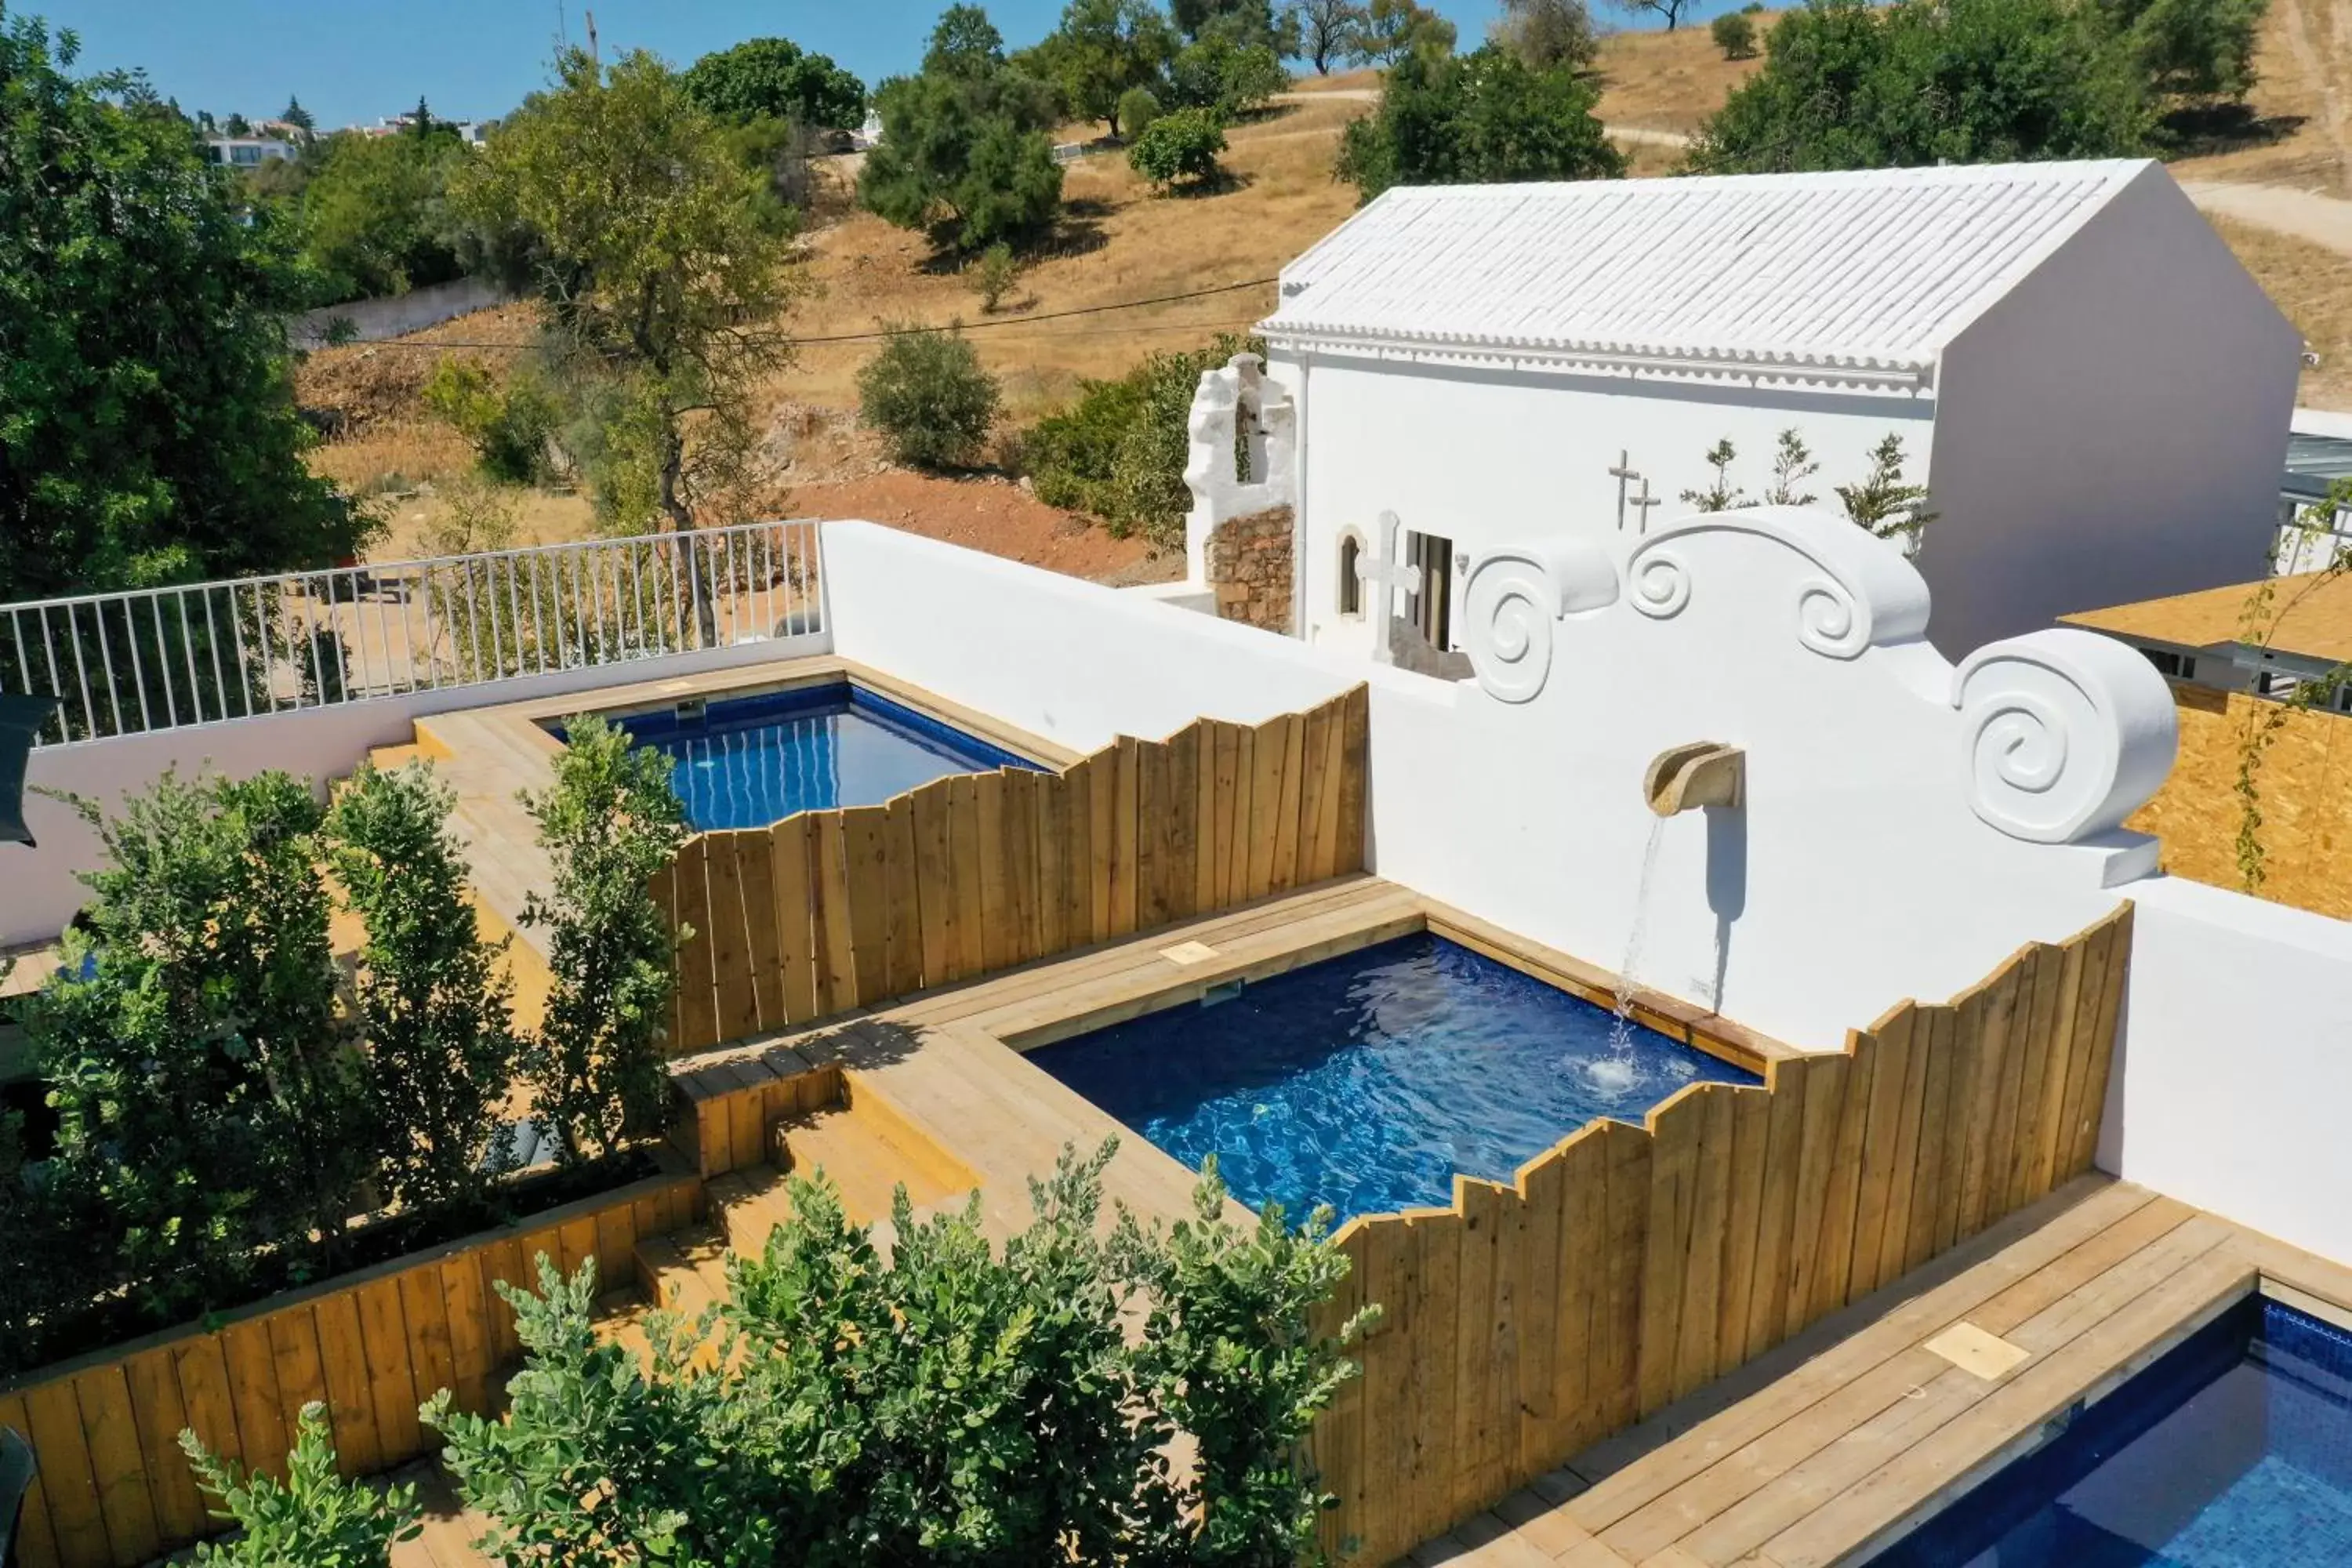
[351, 1277, 421, 1461]
[120, 1347, 204, 1542]
[771, 815, 819, 1025]
[813, 811, 856, 1014]
[70, 1367, 159, 1566]
[881, 797, 923, 996]
[735, 829, 782, 1029]
[841, 804, 890, 1006]
[311, 1289, 381, 1476]
[216, 1319, 287, 1481]
[703, 833, 757, 1041]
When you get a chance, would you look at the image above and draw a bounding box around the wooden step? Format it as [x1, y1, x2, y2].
[709, 1166, 800, 1260]
[631, 1225, 731, 1319]
[368, 742, 426, 771]
[773, 1105, 971, 1228]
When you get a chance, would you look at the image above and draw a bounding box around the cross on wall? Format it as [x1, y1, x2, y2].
[1610, 451, 1664, 535]
[1355, 510, 1423, 612]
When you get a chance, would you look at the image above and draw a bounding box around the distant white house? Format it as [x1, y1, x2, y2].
[203, 135, 298, 169]
[1221, 161, 2303, 660]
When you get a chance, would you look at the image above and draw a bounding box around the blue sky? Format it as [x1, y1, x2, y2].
[27, 0, 1547, 129]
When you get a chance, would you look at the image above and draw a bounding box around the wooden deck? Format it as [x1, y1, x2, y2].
[1406, 1174, 2352, 1568]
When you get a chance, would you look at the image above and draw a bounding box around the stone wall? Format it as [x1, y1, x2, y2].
[2128, 681, 2352, 919]
[1206, 505, 1294, 633]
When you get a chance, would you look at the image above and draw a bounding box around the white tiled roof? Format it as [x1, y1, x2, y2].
[1260, 161, 2158, 387]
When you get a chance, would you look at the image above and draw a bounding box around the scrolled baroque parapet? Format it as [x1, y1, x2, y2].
[1461, 540, 1619, 702]
[1951, 628, 2180, 844]
[1627, 506, 1931, 660]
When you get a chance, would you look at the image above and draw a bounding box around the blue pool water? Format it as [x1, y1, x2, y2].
[1871, 1295, 2352, 1566]
[604, 683, 1038, 830]
[1029, 934, 1759, 1222]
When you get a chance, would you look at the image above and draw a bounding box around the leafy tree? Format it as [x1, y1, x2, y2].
[1711, 9, 1759, 57]
[682, 36, 867, 128]
[1176, 0, 1303, 51]
[280, 93, 314, 134]
[2091, 0, 2267, 102]
[1764, 428, 1818, 506]
[300, 124, 470, 300]
[1602, 0, 1694, 29]
[0, 15, 364, 604]
[24, 772, 371, 1324]
[517, 716, 689, 1165]
[860, 11, 1065, 253]
[1495, 0, 1601, 71]
[1349, 0, 1458, 61]
[1287, 0, 1370, 72]
[1167, 34, 1291, 115]
[1689, 0, 2154, 173]
[453, 49, 802, 601]
[1837, 433, 1935, 543]
[1130, 104, 1231, 188]
[223, 109, 252, 136]
[1336, 42, 1622, 201]
[1120, 82, 1168, 136]
[1029, 0, 1178, 134]
[1681, 437, 1748, 511]
[328, 762, 524, 1215]
[182, 1403, 421, 1566]
[858, 325, 1004, 469]
[422, 356, 561, 484]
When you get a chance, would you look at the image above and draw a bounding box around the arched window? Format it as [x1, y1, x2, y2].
[1338, 532, 1363, 619]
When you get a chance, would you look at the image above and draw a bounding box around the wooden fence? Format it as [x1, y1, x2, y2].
[1308, 903, 2135, 1565]
[659, 687, 1370, 1055]
[0, 1167, 702, 1568]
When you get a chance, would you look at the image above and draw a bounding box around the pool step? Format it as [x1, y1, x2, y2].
[771, 1105, 971, 1229]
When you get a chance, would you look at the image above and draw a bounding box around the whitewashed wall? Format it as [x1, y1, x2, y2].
[1928, 170, 2303, 653]
[1271, 353, 1931, 665]
[2100, 877, 2352, 1266]
[1, 635, 824, 949]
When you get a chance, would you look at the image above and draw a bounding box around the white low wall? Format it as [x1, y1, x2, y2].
[2101, 876, 2352, 1265]
[2, 635, 825, 948]
[822, 521, 1362, 751]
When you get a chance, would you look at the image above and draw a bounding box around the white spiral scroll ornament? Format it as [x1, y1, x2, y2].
[1626, 507, 1931, 662]
[1461, 542, 1619, 703]
[1951, 630, 2180, 845]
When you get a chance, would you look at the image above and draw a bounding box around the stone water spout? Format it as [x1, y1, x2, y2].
[1644, 742, 1744, 817]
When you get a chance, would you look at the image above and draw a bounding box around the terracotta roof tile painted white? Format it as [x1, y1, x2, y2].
[1259, 160, 2161, 389]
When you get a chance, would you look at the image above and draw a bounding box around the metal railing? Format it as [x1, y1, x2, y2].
[0, 519, 824, 748]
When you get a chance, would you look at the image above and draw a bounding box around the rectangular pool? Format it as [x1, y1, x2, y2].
[1029, 933, 1759, 1222]
[601, 681, 1040, 830]
[1871, 1294, 2352, 1566]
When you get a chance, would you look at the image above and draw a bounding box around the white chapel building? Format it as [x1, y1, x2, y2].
[1187, 160, 2303, 661]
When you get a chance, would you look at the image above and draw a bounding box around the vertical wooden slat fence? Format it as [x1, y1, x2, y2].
[1308, 903, 2134, 1566]
[1, 1168, 701, 1568]
[660, 687, 1370, 1056]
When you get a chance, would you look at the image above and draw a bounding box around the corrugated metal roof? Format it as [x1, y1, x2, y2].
[2285, 431, 2352, 500]
[1261, 160, 2159, 387]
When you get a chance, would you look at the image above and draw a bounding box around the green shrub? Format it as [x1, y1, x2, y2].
[24, 771, 369, 1329]
[422, 356, 561, 485]
[1711, 9, 1759, 56]
[1128, 106, 1230, 191]
[1336, 43, 1624, 203]
[857, 325, 1002, 470]
[431, 1142, 1376, 1566]
[1167, 34, 1290, 115]
[182, 1402, 420, 1566]
[519, 716, 690, 1166]
[1117, 83, 1166, 137]
[1020, 332, 1261, 546]
[968, 240, 1021, 313]
[328, 761, 524, 1214]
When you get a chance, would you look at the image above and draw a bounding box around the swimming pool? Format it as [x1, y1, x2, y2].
[1029, 934, 1759, 1222]
[1870, 1293, 2352, 1566]
[601, 682, 1040, 830]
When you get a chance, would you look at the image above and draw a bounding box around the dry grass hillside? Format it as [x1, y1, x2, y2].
[296, 10, 2352, 568]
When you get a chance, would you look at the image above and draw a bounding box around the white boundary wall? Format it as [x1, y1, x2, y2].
[2, 636, 824, 949]
[819, 519, 2352, 1267]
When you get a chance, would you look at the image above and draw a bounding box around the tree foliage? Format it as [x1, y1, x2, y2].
[1166, 33, 1291, 115]
[2092, 0, 2267, 100]
[423, 356, 562, 485]
[454, 48, 802, 543]
[1129, 104, 1231, 188]
[1689, 0, 2157, 172]
[182, 1403, 421, 1566]
[858, 325, 1004, 469]
[328, 762, 524, 1214]
[861, 9, 1066, 253]
[432, 1143, 1375, 1567]
[1710, 9, 1759, 58]
[1020, 332, 1263, 546]
[1028, 0, 1178, 133]
[681, 36, 867, 129]
[1287, 0, 1370, 71]
[298, 124, 470, 300]
[519, 716, 690, 1165]
[1337, 42, 1623, 202]
[1349, 0, 1458, 62]
[1494, 0, 1602, 71]
[0, 14, 362, 604]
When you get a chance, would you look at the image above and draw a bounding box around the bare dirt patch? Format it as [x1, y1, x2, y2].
[786, 470, 1182, 583]
[2206, 215, 2352, 408]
